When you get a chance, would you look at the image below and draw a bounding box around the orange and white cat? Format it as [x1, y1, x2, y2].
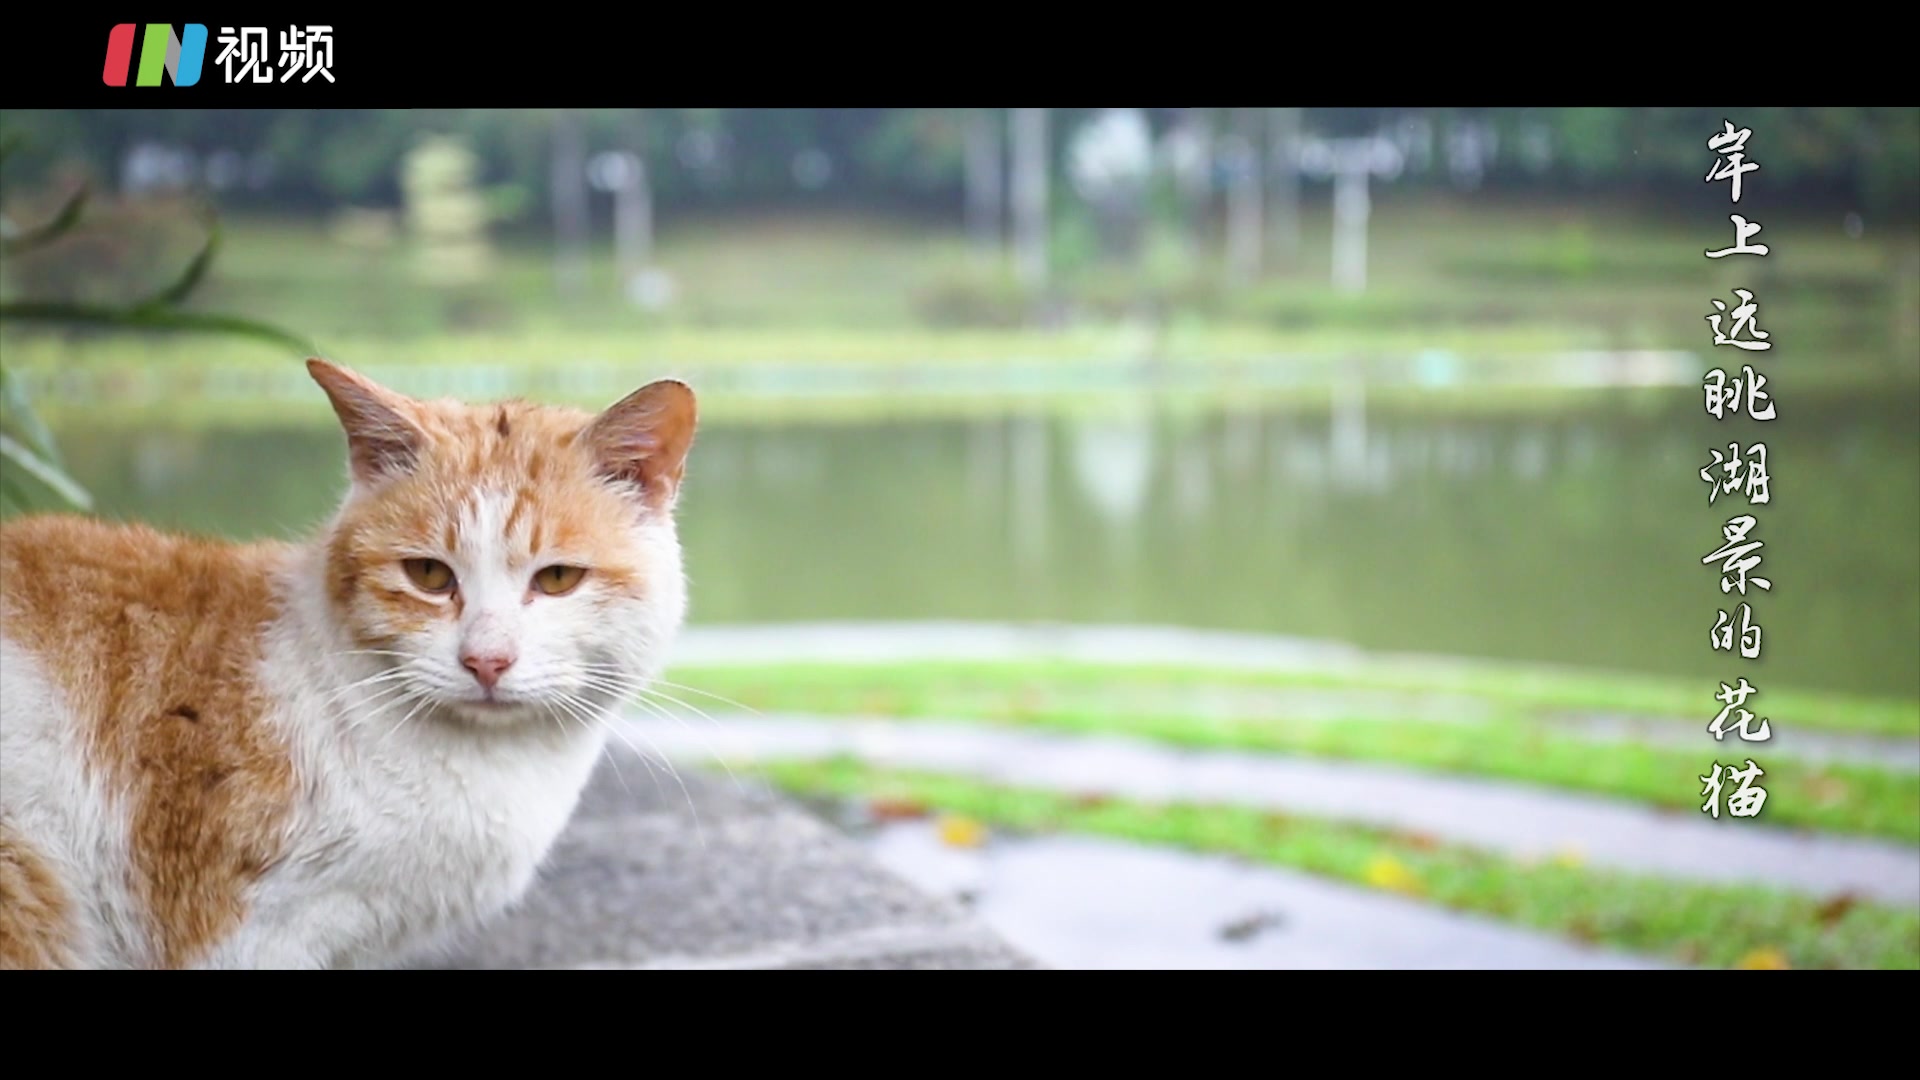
[0, 359, 696, 969]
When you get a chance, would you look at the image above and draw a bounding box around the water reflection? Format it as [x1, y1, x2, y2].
[1011, 414, 1050, 585]
[1068, 411, 1153, 528]
[38, 387, 1920, 699]
[1331, 375, 1371, 491]
[1170, 418, 1214, 523]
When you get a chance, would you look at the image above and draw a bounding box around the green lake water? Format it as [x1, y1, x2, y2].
[32, 384, 1920, 702]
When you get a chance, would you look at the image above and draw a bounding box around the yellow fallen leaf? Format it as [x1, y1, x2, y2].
[1735, 947, 1791, 970]
[937, 814, 988, 849]
[1806, 775, 1849, 807]
[1364, 854, 1424, 896]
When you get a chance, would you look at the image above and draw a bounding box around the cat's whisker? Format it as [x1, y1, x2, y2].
[608, 715, 705, 852]
[338, 686, 420, 733]
[384, 692, 434, 741]
[322, 667, 416, 707]
[337, 672, 422, 710]
[635, 683, 729, 732]
[588, 651, 755, 722]
[642, 677, 765, 718]
[554, 690, 661, 796]
[633, 686, 748, 781]
[578, 710, 636, 802]
[574, 692, 703, 848]
[623, 690, 748, 795]
[541, 697, 635, 801]
[568, 663, 744, 788]
[332, 648, 415, 661]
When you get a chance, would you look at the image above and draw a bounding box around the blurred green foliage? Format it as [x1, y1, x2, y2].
[1, 109, 1912, 220]
[0, 135, 311, 516]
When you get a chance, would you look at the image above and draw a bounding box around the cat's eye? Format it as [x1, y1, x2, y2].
[403, 558, 456, 594]
[532, 564, 587, 596]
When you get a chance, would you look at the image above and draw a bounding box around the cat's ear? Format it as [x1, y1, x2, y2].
[577, 379, 697, 510]
[306, 358, 426, 487]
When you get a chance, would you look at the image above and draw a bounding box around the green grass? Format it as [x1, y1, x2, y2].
[668, 657, 1918, 740]
[759, 758, 1920, 970]
[663, 660, 1920, 843]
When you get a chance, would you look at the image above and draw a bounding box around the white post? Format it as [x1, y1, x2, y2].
[1176, 108, 1213, 260]
[1331, 156, 1370, 293]
[1011, 108, 1049, 289]
[613, 154, 651, 284]
[551, 109, 589, 299]
[1268, 107, 1300, 267]
[965, 108, 1004, 255]
[1225, 107, 1263, 284]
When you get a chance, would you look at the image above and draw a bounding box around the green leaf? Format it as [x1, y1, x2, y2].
[0, 183, 90, 256]
[137, 210, 220, 309]
[0, 365, 63, 467]
[0, 432, 92, 511]
[0, 300, 318, 355]
[0, 468, 32, 515]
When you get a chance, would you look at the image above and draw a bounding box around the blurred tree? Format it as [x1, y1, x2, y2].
[1, 108, 1911, 228]
[1067, 109, 1154, 263]
[401, 134, 494, 287]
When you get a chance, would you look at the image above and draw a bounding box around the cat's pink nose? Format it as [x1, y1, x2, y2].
[462, 651, 516, 691]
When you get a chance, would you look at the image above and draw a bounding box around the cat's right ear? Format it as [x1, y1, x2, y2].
[306, 359, 425, 487]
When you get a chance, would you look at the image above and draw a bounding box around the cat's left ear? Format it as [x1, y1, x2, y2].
[578, 379, 697, 511]
[306, 358, 427, 487]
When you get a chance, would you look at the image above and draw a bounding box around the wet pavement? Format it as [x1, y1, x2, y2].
[858, 819, 1675, 969]
[623, 712, 1920, 906]
[626, 622, 1918, 968]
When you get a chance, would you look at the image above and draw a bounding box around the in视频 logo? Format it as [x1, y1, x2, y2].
[102, 23, 207, 87]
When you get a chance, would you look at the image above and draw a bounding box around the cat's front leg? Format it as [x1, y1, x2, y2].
[193, 932, 327, 970]
[193, 888, 373, 969]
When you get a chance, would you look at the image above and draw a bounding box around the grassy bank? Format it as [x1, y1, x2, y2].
[6, 195, 1914, 357]
[666, 658, 1919, 738]
[7, 198, 1912, 426]
[663, 659, 1920, 843]
[759, 758, 1920, 970]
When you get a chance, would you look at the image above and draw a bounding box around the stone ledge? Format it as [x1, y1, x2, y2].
[421, 749, 1039, 970]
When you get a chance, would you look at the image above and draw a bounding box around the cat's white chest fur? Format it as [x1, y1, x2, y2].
[201, 580, 615, 970]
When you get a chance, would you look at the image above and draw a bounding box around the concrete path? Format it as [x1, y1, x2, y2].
[860, 820, 1674, 969]
[416, 742, 1673, 970]
[1545, 712, 1920, 772]
[623, 712, 1920, 907]
[418, 748, 1038, 970]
